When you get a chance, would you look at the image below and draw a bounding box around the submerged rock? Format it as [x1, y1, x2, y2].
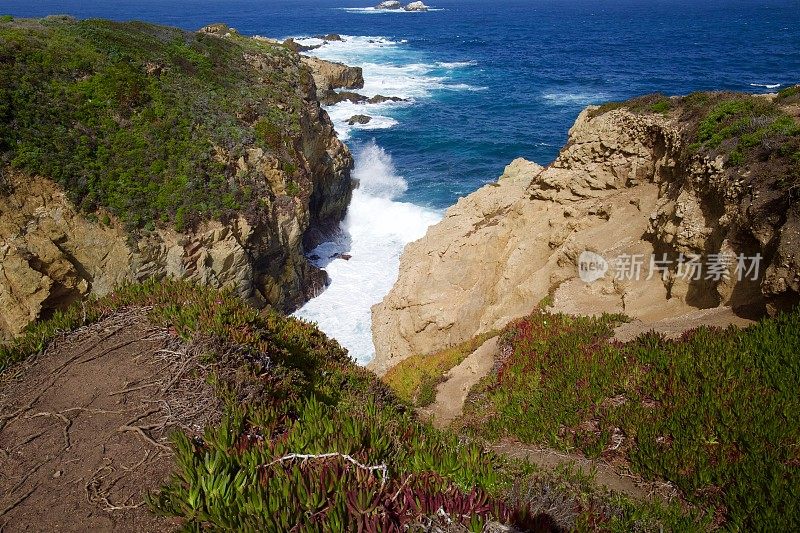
[368, 94, 407, 104]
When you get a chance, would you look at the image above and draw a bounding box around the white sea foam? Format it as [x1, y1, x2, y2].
[294, 143, 441, 364]
[294, 35, 482, 136]
[291, 34, 473, 363]
[296, 36, 483, 100]
[323, 100, 403, 140]
[436, 60, 478, 69]
[338, 7, 445, 14]
[542, 91, 609, 106]
[750, 83, 781, 89]
[443, 83, 488, 91]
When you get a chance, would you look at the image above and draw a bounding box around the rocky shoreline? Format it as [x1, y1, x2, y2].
[370, 91, 800, 373]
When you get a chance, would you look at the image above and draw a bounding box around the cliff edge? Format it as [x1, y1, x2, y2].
[371, 90, 800, 374]
[0, 19, 355, 337]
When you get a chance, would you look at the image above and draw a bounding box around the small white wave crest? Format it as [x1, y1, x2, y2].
[436, 60, 478, 69]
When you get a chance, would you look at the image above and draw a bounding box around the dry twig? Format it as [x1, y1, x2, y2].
[263, 453, 389, 487]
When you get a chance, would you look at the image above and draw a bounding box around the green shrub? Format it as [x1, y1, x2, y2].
[0, 15, 13, 23]
[416, 377, 437, 407]
[650, 99, 670, 113]
[778, 85, 800, 102]
[383, 331, 498, 406]
[0, 18, 307, 231]
[285, 180, 300, 197]
[690, 95, 800, 171]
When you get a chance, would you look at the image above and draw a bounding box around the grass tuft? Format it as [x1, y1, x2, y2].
[383, 331, 498, 406]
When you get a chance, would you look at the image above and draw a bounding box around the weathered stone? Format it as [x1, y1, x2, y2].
[370, 106, 800, 374]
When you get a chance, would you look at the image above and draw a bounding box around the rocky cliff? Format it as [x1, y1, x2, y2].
[0, 19, 354, 338]
[371, 91, 800, 374]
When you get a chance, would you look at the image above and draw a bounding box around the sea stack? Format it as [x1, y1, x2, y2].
[404, 2, 430, 11]
[376, 1, 403, 9]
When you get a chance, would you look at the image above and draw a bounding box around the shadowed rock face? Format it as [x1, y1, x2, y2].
[0, 22, 355, 338]
[370, 94, 800, 374]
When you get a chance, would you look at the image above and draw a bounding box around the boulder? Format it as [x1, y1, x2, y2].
[376, 1, 403, 9]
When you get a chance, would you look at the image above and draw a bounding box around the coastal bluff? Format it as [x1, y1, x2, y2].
[371, 91, 800, 374]
[0, 19, 356, 338]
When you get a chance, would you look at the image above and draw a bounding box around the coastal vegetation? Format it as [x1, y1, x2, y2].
[383, 331, 498, 407]
[0, 280, 698, 530]
[0, 17, 307, 231]
[450, 310, 800, 530]
[1, 13, 798, 531]
[589, 90, 800, 172]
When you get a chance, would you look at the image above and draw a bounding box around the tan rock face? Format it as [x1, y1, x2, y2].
[0, 167, 334, 338]
[370, 106, 800, 375]
[300, 56, 364, 100]
[0, 173, 133, 337]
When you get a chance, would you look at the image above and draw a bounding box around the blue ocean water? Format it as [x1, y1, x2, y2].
[5, 0, 800, 361]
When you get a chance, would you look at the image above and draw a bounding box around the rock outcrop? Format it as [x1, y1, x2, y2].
[0, 22, 355, 339]
[376, 1, 403, 9]
[0, 173, 133, 336]
[300, 56, 364, 101]
[371, 94, 800, 374]
[404, 2, 430, 12]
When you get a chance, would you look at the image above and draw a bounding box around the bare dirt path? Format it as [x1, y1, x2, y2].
[612, 306, 755, 343]
[424, 336, 499, 429]
[490, 441, 676, 502]
[0, 309, 219, 532]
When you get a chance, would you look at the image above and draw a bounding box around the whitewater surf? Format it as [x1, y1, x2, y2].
[292, 35, 473, 364]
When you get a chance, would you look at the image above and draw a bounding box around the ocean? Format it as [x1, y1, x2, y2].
[5, 0, 799, 363]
